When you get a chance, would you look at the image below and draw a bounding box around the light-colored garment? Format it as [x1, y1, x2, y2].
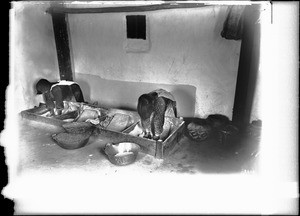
[50, 80, 77, 91]
[149, 89, 175, 101]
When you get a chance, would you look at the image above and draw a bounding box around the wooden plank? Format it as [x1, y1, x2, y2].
[163, 121, 185, 157]
[122, 118, 185, 158]
[46, 3, 207, 14]
[155, 140, 164, 159]
[21, 105, 185, 159]
[51, 12, 73, 81]
[25, 104, 49, 115]
[232, 5, 261, 127]
[122, 121, 139, 134]
[20, 110, 64, 127]
[94, 127, 157, 156]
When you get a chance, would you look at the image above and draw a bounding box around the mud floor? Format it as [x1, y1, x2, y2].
[16, 117, 260, 176]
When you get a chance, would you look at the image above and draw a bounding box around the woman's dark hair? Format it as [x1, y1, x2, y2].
[35, 79, 51, 94]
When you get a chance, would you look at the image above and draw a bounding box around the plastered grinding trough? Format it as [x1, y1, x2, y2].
[20, 104, 185, 159]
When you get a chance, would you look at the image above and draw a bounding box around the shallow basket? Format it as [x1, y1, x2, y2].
[62, 121, 94, 134]
[183, 118, 213, 142]
[52, 131, 92, 150]
[104, 142, 140, 166]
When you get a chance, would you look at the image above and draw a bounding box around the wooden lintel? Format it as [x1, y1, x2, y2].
[46, 3, 207, 14]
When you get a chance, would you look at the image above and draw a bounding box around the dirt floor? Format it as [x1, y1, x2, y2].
[1, 115, 262, 214]
[16, 116, 260, 176]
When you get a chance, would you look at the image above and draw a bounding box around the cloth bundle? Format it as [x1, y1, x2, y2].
[221, 5, 246, 40]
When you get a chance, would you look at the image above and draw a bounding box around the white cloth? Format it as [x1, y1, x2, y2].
[150, 89, 175, 101]
[50, 80, 77, 91]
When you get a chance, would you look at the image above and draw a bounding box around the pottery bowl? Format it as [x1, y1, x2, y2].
[104, 142, 140, 166]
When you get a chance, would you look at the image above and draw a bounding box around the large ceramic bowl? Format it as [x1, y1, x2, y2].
[104, 142, 140, 166]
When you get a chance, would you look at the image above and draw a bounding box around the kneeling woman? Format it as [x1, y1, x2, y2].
[35, 78, 85, 116]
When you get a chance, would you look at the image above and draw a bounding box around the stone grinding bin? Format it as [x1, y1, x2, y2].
[95, 116, 185, 159]
[20, 104, 185, 159]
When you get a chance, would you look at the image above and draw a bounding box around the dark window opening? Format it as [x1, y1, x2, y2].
[126, 15, 146, 40]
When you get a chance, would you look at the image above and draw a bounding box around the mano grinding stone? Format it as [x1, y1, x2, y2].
[106, 113, 132, 132]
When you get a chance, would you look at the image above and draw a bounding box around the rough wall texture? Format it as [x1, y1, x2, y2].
[11, 2, 249, 120]
[250, 70, 262, 122]
[68, 6, 242, 118]
[12, 2, 59, 112]
[75, 73, 196, 117]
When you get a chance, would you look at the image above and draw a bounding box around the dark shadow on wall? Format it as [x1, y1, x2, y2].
[75, 79, 91, 103]
[74, 73, 196, 117]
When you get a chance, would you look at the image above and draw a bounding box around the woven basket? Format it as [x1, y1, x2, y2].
[52, 131, 92, 150]
[62, 122, 94, 134]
